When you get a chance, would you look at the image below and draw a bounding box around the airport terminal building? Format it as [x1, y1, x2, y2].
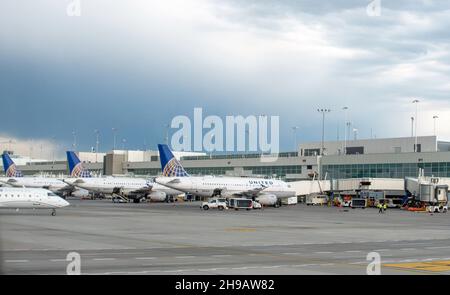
[2, 136, 450, 181]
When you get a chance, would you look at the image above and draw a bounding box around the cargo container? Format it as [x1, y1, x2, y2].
[228, 198, 253, 210]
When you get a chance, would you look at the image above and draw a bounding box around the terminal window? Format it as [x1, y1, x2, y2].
[304, 149, 321, 156]
[345, 146, 364, 155]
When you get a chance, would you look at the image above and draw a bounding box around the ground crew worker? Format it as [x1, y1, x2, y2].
[383, 202, 388, 212]
[378, 202, 383, 213]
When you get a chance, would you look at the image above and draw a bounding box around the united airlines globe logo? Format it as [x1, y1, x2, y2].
[162, 158, 189, 177]
[71, 163, 92, 178]
[6, 164, 23, 177]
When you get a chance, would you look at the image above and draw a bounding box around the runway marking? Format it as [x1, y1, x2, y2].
[198, 267, 227, 271]
[349, 261, 366, 265]
[373, 249, 389, 251]
[425, 246, 450, 250]
[283, 252, 300, 255]
[5, 260, 29, 263]
[50, 259, 67, 262]
[211, 255, 231, 258]
[315, 251, 334, 254]
[399, 248, 416, 251]
[224, 227, 257, 232]
[384, 260, 450, 272]
[345, 250, 362, 253]
[92, 258, 116, 261]
[175, 256, 196, 259]
[135, 257, 156, 260]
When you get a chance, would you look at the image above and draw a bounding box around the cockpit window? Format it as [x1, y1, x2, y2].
[47, 192, 58, 197]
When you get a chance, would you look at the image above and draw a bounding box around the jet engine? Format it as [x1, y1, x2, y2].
[147, 191, 167, 202]
[256, 194, 278, 206]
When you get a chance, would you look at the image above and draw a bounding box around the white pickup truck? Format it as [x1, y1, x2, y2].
[201, 198, 228, 211]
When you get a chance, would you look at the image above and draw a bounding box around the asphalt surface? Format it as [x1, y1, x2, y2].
[1, 199, 450, 275]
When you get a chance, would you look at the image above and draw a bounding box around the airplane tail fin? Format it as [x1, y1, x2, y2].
[157, 144, 189, 177]
[1, 152, 23, 177]
[66, 151, 92, 178]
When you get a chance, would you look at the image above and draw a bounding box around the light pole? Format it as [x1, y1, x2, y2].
[51, 135, 56, 164]
[94, 129, 100, 162]
[122, 138, 126, 150]
[433, 115, 439, 137]
[317, 109, 331, 155]
[112, 127, 117, 150]
[353, 128, 358, 140]
[72, 131, 77, 151]
[410, 116, 414, 137]
[342, 106, 348, 155]
[292, 126, 299, 152]
[412, 99, 419, 152]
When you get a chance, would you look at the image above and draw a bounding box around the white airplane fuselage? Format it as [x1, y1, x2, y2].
[0, 177, 69, 192]
[0, 187, 70, 209]
[155, 176, 296, 202]
[65, 177, 181, 200]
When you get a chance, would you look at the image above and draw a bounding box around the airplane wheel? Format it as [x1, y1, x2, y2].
[51, 210, 56, 216]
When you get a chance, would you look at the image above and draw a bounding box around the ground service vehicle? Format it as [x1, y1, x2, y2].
[228, 198, 253, 210]
[201, 198, 228, 211]
[306, 195, 328, 206]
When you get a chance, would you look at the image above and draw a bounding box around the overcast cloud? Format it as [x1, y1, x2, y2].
[1, 0, 449, 157]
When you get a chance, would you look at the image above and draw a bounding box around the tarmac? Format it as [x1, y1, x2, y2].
[1, 199, 450, 275]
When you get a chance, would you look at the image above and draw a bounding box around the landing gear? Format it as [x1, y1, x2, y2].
[51, 209, 56, 216]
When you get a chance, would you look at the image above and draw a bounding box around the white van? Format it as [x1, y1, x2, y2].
[306, 195, 328, 206]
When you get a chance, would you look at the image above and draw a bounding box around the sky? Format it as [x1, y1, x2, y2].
[1, 0, 450, 158]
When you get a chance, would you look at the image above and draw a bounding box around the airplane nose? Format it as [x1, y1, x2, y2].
[61, 199, 70, 207]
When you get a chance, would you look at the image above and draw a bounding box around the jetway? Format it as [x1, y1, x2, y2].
[289, 178, 404, 197]
[405, 177, 449, 204]
[331, 178, 404, 192]
[289, 180, 330, 196]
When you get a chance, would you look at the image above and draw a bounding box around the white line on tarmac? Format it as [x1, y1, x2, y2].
[5, 260, 29, 263]
[175, 256, 196, 259]
[50, 259, 67, 262]
[425, 246, 450, 250]
[315, 251, 334, 254]
[211, 255, 231, 258]
[135, 257, 156, 260]
[345, 250, 362, 253]
[92, 258, 116, 261]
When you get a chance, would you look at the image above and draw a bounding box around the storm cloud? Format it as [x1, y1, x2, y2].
[1, 0, 449, 157]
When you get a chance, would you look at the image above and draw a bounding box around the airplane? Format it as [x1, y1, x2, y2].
[1, 152, 72, 195]
[0, 187, 70, 216]
[154, 144, 297, 207]
[63, 151, 182, 202]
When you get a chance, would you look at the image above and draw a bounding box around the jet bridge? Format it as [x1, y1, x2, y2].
[405, 177, 449, 204]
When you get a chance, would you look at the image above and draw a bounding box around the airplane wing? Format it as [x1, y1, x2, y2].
[222, 185, 268, 198]
[129, 186, 153, 194]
